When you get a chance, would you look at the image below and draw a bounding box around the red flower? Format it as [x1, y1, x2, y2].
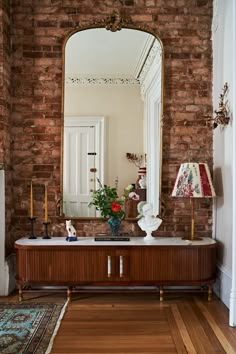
[111, 202, 121, 213]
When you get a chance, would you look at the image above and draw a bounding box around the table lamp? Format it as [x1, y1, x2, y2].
[171, 162, 216, 241]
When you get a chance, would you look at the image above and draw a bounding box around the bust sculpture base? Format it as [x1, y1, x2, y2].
[143, 231, 154, 242]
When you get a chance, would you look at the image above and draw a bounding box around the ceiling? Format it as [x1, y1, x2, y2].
[65, 28, 155, 80]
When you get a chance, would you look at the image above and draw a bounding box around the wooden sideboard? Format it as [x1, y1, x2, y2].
[15, 237, 217, 301]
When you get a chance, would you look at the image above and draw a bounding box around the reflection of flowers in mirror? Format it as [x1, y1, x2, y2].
[123, 184, 140, 201]
[123, 184, 134, 200]
[88, 178, 125, 220]
[129, 192, 140, 201]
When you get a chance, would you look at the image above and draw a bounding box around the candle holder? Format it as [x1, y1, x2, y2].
[42, 222, 51, 239]
[28, 217, 37, 239]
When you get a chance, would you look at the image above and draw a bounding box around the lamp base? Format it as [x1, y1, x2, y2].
[182, 237, 202, 241]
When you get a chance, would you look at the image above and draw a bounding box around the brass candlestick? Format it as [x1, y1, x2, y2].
[42, 222, 51, 239]
[28, 217, 37, 239]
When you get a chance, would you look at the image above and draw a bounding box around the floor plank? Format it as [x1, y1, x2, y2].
[1, 291, 236, 353]
[165, 306, 187, 354]
[195, 299, 235, 354]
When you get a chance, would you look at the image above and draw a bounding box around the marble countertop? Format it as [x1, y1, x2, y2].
[15, 236, 216, 247]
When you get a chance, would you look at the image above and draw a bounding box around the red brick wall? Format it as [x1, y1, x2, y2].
[6, 0, 213, 248]
[0, 0, 12, 253]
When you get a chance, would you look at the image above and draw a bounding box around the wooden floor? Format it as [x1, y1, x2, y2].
[2, 291, 236, 353]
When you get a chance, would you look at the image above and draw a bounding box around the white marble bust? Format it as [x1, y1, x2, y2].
[138, 203, 162, 241]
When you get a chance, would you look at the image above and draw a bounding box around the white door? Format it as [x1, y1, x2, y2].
[63, 125, 97, 217]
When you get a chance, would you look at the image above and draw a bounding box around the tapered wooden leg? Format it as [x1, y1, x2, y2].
[208, 285, 212, 301]
[160, 286, 164, 302]
[19, 285, 23, 302]
[67, 287, 72, 302]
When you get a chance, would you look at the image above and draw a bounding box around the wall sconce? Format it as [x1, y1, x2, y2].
[213, 82, 229, 129]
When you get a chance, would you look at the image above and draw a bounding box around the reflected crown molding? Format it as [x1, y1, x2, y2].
[65, 11, 163, 87]
[65, 41, 161, 87]
[65, 77, 140, 86]
[138, 40, 162, 85]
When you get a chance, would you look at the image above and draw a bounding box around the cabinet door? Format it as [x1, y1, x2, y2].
[61, 248, 131, 282]
[19, 247, 131, 284]
[54, 248, 116, 282]
[129, 247, 164, 281]
[20, 248, 115, 283]
[130, 247, 198, 281]
[129, 246, 215, 282]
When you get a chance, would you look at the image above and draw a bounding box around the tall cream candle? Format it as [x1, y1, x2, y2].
[30, 180, 33, 218]
[45, 185, 48, 222]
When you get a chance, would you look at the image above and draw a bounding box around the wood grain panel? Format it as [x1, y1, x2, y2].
[15, 243, 216, 299]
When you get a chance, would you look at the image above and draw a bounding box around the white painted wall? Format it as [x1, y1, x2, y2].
[212, 0, 236, 319]
[65, 85, 144, 196]
[0, 170, 15, 295]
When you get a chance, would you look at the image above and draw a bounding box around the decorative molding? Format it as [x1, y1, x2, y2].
[65, 11, 163, 87]
[140, 55, 162, 99]
[212, 0, 219, 33]
[104, 11, 132, 32]
[78, 11, 134, 33]
[138, 40, 162, 85]
[65, 77, 140, 86]
[134, 36, 155, 80]
[65, 40, 162, 87]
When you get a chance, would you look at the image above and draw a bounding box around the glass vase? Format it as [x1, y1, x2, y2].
[108, 217, 121, 236]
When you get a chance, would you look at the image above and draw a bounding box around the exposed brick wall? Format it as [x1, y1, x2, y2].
[0, 0, 12, 254]
[6, 0, 214, 249]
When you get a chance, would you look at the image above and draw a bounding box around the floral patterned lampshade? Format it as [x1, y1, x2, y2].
[171, 163, 215, 241]
[171, 163, 216, 198]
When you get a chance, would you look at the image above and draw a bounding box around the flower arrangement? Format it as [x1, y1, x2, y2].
[123, 184, 140, 201]
[89, 178, 125, 220]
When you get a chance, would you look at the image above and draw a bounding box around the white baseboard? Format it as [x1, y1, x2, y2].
[0, 253, 16, 296]
[214, 264, 232, 309]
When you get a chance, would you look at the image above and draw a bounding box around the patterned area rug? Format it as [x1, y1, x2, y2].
[0, 302, 67, 354]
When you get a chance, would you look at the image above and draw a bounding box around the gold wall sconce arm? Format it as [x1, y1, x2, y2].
[213, 82, 230, 129]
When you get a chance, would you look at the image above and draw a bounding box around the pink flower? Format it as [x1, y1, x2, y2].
[129, 192, 140, 201]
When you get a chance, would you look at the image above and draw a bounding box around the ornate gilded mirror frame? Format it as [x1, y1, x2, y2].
[59, 11, 165, 218]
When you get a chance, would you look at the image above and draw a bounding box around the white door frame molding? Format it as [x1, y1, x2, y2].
[229, 0, 236, 327]
[141, 51, 162, 216]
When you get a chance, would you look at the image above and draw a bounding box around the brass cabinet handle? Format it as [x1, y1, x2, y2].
[107, 255, 111, 278]
[119, 255, 123, 278]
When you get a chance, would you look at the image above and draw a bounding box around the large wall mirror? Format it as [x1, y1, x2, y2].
[62, 14, 164, 218]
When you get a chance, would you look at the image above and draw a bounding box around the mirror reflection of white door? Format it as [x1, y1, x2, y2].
[63, 116, 105, 217]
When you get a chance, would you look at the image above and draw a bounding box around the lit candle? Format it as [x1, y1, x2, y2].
[45, 185, 48, 222]
[30, 180, 33, 218]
